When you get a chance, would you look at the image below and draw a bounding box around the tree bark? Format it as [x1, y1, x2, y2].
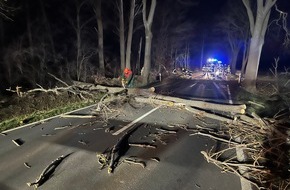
[125, 0, 135, 70]
[242, 0, 276, 92]
[39, 0, 56, 60]
[76, 8, 82, 81]
[119, 0, 125, 71]
[142, 0, 156, 84]
[230, 49, 239, 74]
[136, 37, 142, 74]
[241, 39, 249, 76]
[95, 0, 105, 75]
[243, 36, 264, 91]
[25, 2, 34, 57]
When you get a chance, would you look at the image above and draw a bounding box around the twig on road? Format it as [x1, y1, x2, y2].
[24, 162, 31, 169]
[129, 143, 157, 149]
[122, 158, 146, 168]
[27, 154, 71, 188]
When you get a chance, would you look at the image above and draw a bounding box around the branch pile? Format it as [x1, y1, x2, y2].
[191, 111, 290, 190]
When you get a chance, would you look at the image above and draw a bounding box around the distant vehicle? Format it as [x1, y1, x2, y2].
[202, 58, 230, 80]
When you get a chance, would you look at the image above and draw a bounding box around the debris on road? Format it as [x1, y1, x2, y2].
[42, 134, 54, 137]
[150, 157, 160, 162]
[12, 138, 24, 146]
[128, 143, 156, 149]
[27, 154, 70, 188]
[78, 139, 88, 145]
[24, 162, 31, 168]
[54, 124, 72, 130]
[96, 125, 141, 174]
[97, 150, 111, 170]
[155, 127, 178, 134]
[195, 110, 290, 190]
[60, 114, 96, 118]
[122, 158, 146, 168]
[108, 126, 139, 173]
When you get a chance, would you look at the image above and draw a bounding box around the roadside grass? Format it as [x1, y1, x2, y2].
[0, 92, 104, 132]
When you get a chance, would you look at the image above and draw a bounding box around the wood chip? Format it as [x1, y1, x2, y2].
[60, 114, 96, 118]
[54, 125, 71, 130]
[156, 128, 177, 134]
[129, 143, 157, 149]
[78, 140, 88, 145]
[24, 162, 31, 168]
[150, 157, 160, 162]
[123, 158, 146, 168]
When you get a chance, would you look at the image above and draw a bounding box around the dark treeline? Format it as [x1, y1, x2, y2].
[1, 0, 289, 93]
[0, 0, 198, 92]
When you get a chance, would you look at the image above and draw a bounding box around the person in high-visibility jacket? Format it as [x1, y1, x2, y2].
[121, 68, 133, 88]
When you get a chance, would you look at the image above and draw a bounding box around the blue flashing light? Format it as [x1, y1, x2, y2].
[207, 58, 218, 63]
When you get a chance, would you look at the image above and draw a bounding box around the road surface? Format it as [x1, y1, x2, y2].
[0, 77, 243, 190]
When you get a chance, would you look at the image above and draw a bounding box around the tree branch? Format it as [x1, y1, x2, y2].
[242, 0, 255, 35]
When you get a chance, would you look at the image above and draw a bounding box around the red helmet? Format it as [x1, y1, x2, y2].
[124, 68, 130, 73]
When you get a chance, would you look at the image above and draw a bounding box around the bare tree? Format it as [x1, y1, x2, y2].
[141, 0, 156, 84]
[24, 2, 34, 57]
[66, 0, 94, 81]
[216, 0, 249, 74]
[242, 0, 277, 92]
[116, 0, 140, 71]
[152, 0, 197, 73]
[39, 0, 56, 60]
[125, 0, 136, 70]
[118, 0, 125, 71]
[93, 0, 105, 75]
[0, 0, 15, 21]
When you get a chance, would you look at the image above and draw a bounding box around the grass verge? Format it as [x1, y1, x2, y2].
[0, 101, 95, 132]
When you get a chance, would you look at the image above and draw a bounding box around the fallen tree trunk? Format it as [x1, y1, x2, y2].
[135, 96, 246, 114]
[108, 125, 140, 173]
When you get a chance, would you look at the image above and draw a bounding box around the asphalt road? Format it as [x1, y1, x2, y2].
[0, 78, 242, 190]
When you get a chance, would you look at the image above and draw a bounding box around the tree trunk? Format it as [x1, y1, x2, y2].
[136, 37, 142, 74]
[125, 0, 135, 70]
[119, 0, 125, 71]
[230, 49, 239, 74]
[142, 0, 156, 85]
[39, 0, 56, 60]
[25, 3, 33, 57]
[242, 0, 275, 92]
[200, 36, 204, 69]
[142, 30, 153, 84]
[95, 0, 105, 75]
[76, 11, 82, 81]
[243, 37, 264, 91]
[241, 40, 249, 76]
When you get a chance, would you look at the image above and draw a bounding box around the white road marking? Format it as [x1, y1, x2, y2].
[190, 83, 197, 88]
[2, 103, 98, 133]
[213, 82, 227, 99]
[226, 84, 233, 104]
[112, 105, 161, 136]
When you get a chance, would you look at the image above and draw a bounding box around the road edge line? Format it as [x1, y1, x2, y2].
[2, 103, 98, 133]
